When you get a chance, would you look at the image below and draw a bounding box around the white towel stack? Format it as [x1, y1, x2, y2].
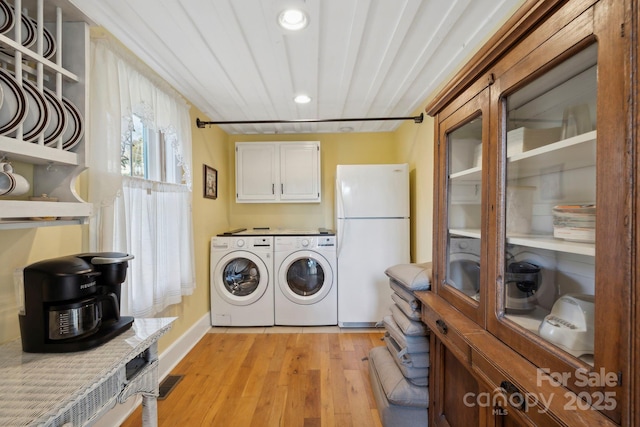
[368, 262, 432, 427]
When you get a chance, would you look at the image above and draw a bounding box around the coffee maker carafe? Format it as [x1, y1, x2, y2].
[19, 253, 134, 353]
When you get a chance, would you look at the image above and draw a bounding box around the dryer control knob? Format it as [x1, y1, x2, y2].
[459, 241, 469, 250]
[301, 239, 310, 247]
[237, 239, 245, 247]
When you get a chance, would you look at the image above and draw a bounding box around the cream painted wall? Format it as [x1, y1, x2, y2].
[395, 112, 435, 264]
[228, 132, 398, 232]
[0, 225, 85, 344]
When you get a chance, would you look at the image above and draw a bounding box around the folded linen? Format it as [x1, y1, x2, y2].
[384, 335, 429, 386]
[385, 262, 432, 291]
[392, 292, 421, 321]
[369, 349, 428, 427]
[390, 303, 428, 336]
[390, 280, 421, 310]
[384, 315, 429, 354]
[383, 332, 430, 369]
[369, 346, 429, 408]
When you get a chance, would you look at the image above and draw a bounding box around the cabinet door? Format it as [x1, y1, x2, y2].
[434, 88, 489, 326]
[487, 0, 628, 423]
[235, 143, 277, 202]
[279, 141, 320, 202]
[431, 334, 483, 427]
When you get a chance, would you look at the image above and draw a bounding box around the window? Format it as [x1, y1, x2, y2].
[120, 114, 182, 184]
[90, 36, 195, 318]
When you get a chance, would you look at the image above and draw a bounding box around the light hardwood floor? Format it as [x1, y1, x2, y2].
[122, 329, 386, 426]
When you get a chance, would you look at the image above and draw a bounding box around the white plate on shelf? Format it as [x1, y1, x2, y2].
[61, 97, 83, 151]
[40, 23, 56, 59]
[0, 67, 27, 135]
[26, 16, 56, 59]
[1, 12, 56, 60]
[0, 0, 14, 35]
[13, 77, 49, 142]
[42, 87, 67, 146]
[5, 6, 36, 48]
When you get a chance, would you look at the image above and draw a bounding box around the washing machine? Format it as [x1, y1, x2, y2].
[210, 235, 274, 326]
[274, 235, 337, 325]
[448, 236, 481, 300]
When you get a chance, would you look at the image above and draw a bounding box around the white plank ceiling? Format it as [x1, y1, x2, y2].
[69, 0, 523, 134]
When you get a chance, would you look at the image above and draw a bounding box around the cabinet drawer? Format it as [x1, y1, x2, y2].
[472, 350, 560, 427]
[422, 303, 471, 364]
[417, 291, 483, 365]
[467, 333, 618, 427]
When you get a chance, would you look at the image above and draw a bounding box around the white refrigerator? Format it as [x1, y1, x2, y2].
[336, 163, 410, 327]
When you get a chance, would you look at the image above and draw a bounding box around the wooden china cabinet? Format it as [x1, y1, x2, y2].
[417, 0, 638, 426]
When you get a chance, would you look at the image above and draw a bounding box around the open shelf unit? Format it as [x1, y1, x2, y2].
[0, 0, 90, 228]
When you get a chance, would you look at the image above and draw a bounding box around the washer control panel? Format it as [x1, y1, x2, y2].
[275, 236, 336, 251]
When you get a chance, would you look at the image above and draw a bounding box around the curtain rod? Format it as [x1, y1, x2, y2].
[196, 113, 423, 128]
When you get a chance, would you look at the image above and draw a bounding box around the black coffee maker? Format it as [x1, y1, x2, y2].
[504, 261, 541, 313]
[19, 252, 134, 353]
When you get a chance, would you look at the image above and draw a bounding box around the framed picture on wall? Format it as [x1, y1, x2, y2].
[203, 164, 217, 199]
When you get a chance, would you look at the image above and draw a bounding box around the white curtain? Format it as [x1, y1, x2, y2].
[115, 177, 195, 317]
[88, 35, 195, 317]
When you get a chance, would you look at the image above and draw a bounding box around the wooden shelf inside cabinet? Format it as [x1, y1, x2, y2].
[0, 136, 79, 165]
[507, 131, 596, 179]
[506, 233, 595, 256]
[450, 228, 481, 239]
[450, 166, 481, 181]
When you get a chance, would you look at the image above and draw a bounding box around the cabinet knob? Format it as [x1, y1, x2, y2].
[435, 319, 448, 335]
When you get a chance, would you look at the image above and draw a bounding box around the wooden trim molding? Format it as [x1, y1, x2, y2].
[425, 0, 569, 115]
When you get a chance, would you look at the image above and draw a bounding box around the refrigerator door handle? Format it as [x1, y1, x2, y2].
[337, 218, 347, 258]
[336, 177, 346, 257]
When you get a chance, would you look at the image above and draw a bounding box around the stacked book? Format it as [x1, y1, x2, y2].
[552, 204, 596, 243]
[369, 262, 432, 427]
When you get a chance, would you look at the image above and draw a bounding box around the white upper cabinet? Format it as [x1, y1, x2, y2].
[235, 141, 321, 203]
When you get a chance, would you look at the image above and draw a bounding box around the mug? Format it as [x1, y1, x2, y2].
[0, 170, 15, 195]
[11, 172, 30, 196]
[0, 163, 30, 196]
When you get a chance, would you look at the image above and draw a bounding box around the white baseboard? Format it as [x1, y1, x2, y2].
[157, 311, 211, 379]
[93, 312, 211, 427]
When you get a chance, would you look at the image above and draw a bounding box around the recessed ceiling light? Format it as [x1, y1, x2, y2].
[294, 94, 311, 104]
[278, 9, 308, 30]
[339, 126, 354, 132]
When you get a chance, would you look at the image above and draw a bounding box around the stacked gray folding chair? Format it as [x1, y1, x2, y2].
[369, 262, 432, 427]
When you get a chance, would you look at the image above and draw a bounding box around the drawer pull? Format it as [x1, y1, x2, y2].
[435, 319, 448, 335]
[499, 380, 526, 411]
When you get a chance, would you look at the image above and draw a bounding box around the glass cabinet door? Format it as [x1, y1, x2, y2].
[500, 43, 597, 361]
[490, 23, 628, 421]
[435, 90, 489, 326]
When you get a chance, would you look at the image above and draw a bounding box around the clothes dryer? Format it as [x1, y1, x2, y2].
[210, 236, 274, 326]
[274, 235, 337, 325]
